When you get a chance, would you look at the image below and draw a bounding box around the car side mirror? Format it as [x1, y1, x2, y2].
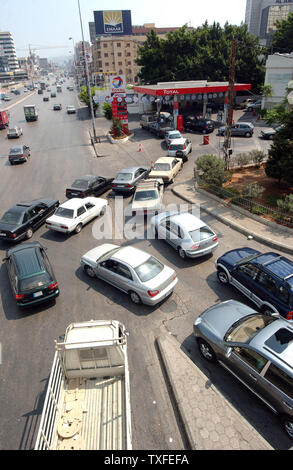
[2, 257, 8, 262]
[225, 347, 233, 358]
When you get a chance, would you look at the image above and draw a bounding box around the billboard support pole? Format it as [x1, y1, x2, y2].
[77, 0, 97, 142]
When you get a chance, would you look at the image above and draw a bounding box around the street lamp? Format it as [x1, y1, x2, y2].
[77, 0, 97, 142]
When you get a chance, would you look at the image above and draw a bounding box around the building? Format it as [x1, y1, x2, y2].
[245, 0, 293, 46]
[89, 22, 194, 85]
[0, 30, 19, 71]
[263, 52, 293, 108]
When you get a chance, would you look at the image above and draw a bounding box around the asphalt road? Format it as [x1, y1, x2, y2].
[0, 84, 292, 450]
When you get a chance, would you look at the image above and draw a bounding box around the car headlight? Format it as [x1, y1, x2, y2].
[194, 317, 202, 326]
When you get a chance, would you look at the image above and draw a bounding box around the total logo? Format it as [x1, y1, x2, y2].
[112, 76, 124, 89]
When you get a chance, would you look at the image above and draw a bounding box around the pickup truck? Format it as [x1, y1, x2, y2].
[148, 121, 175, 138]
[35, 319, 132, 450]
[24, 104, 38, 122]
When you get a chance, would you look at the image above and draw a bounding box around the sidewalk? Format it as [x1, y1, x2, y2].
[157, 333, 272, 450]
[172, 180, 293, 256]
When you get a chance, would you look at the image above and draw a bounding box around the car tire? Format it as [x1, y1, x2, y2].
[10, 161, 14, 165]
[100, 206, 107, 216]
[261, 306, 274, 315]
[281, 415, 293, 440]
[217, 268, 229, 285]
[197, 338, 217, 363]
[75, 223, 83, 234]
[84, 264, 96, 278]
[202, 129, 207, 134]
[26, 227, 33, 239]
[129, 291, 141, 305]
[269, 135, 274, 140]
[178, 247, 187, 259]
[245, 132, 251, 137]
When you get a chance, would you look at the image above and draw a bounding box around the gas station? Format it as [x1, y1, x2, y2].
[134, 80, 252, 131]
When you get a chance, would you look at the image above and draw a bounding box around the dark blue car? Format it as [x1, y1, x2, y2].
[216, 248, 293, 321]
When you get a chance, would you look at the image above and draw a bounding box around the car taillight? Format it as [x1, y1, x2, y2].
[8, 233, 17, 239]
[173, 273, 177, 280]
[126, 184, 133, 188]
[168, 146, 170, 150]
[16, 294, 25, 300]
[182, 145, 186, 150]
[190, 243, 200, 250]
[286, 311, 293, 321]
[61, 226, 68, 230]
[213, 236, 218, 242]
[21, 154, 24, 158]
[147, 289, 159, 297]
[49, 282, 58, 290]
[206, 126, 208, 130]
[112, 184, 117, 187]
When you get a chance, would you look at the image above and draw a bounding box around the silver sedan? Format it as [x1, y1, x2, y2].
[80, 244, 178, 305]
[151, 211, 218, 259]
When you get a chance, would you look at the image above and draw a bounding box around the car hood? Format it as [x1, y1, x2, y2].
[82, 244, 119, 265]
[199, 300, 255, 339]
[261, 128, 275, 134]
[217, 247, 260, 268]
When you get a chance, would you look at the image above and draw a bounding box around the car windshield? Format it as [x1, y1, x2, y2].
[55, 207, 74, 219]
[235, 253, 260, 266]
[116, 173, 133, 181]
[153, 163, 170, 171]
[9, 147, 22, 154]
[224, 314, 276, 344]
[189, 226, 214, 242]
[19, 272, 52, 291]
[135, 256, 164, 282]
[0, 210, 23, 224]
[72, 179, 89, 189]
[134, 190, 158, 201]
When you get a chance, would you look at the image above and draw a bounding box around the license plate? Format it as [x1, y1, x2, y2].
[0, 232, 6, 236]
[33, 291, 43, 298]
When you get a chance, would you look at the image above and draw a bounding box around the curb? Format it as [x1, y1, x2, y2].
[172, 185, 293, 256]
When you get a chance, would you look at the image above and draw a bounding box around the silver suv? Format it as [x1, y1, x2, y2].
[193, 300, 293, 439]
[167, 138, 192, 162]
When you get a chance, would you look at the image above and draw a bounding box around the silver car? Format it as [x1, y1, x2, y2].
[218, 122, 254, 137]
[151, 212, 218, 259]
[81, 244, 178, 305]
[111, 167, 150, 194]
[167, 138, 192, 162]
[165, 130, 183, 146]
[7, 126, 23, 139]
[193, 300, 293, 440]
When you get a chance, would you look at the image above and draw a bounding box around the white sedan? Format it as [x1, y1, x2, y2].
[45, 197, 107, 234]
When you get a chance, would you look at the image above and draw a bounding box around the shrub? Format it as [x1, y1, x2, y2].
[103, 102, 112, 120]
[195, 154, 226, 187]
[111, 117, 124, 137]
[277, 194, 293, 214]
[249, 149, 266, 167]
[242, 183, 265, 199]
[250, 205, 266, 215]
[235, 152, 251, 167]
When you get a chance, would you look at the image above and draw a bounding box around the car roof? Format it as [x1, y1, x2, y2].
[59, 198, 86, 209]
[154, 157, 176, 163]
[118, 167, 145, 173]
[250, 319, 293, 374]
[9, 146, 23, 151]
[73, 174, 96, 182]
[253, 252, 293, 288]
[112, 246, 150, 268]
[168, 212, 206, 230]
[169, 138, 186, 144]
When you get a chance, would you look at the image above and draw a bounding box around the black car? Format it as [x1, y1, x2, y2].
[51, 92, 56, 98]
[53, 104, 62, 110]
[38, 89, 43, 95]
[8, 145, 30, 165]
[43, 96, 49, 102]
[66, 175, 114, 198]
[184, 116, 215, 134]
[0, 198, 59, 242]
[4, 241, 59, 307]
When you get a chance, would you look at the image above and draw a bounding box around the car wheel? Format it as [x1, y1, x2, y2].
[75, 223, 83, 234]
[10, 161, 14, 165]
[245, 132, 251, 137]
[281, 415, 293, 440]
[26, 227, 33, 239]
[269, 135, 274, 140]
[178, 247, 187, 259]
[129, 291, 141, 305]
[84, 265, 96, 278]
[100, 206, 107, 216]
[217, 269, 229, 284]
[197, 339, 217, 363]
[202, 129, 207, 134]
[261, 306, 274, 315]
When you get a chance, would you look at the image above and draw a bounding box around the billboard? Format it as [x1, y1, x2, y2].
[110, 75, 126, 94]
[94, 10, 132, 36]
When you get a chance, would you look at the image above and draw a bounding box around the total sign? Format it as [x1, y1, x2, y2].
[110, 75, 126, 94]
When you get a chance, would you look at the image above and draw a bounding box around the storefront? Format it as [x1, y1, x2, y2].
[134, 80, 251, 128]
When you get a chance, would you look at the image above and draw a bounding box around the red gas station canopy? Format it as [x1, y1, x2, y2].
[134, 80, 251, 96]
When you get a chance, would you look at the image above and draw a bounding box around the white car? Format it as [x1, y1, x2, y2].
[45, 197, 107, 234]
[167, 138, 192, 162]
[81, 244, 178, 305]
[165, 130, 183, 146]
[131, 178, 164, 216]
[67, 105, 76, 114]
[7, 126, 23, 139]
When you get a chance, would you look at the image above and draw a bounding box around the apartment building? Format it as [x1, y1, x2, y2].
[0, 31, 19, 71]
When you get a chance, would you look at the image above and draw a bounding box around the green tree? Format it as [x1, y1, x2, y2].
[265, 111, 293, 184]
[79, 86, 99, 116]
[136, 23, 265, 92]
[195, 154, 227, 187]
[277, 194, 293, 215]
[103, 102, 112, 120]
[272, 12, 293, 53]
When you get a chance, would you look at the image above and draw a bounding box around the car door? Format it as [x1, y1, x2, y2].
[157, 219, 171, 246]
[92, 177, 105, 195]
[250, 270, 277, 310]
[84, 201, 97, 221]
[232, 124, 240, 136]
[220, 345, 269, 394]
[26, 207, 42, 230]
[259, 362, 293, 416]
[168, 221, 181, 249]
[6, 257, 17, 296]
[95, 259, 121, 288]
[76, 205, 88, 224]
[230, 263, 260, 301]
[173, 159, 181, 177]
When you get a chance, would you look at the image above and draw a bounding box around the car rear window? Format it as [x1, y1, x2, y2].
[135, 256, 164, 282]
[19, 272, 52, 291]
[9, 147, 22, 154]
[72, 179, 89, 189]
[153, 163, 170, 171]
[0, 210, 24, 224]
[116, 173, 132, 181]
[189, 226, 214, 242]
[55, 207, 74, 219]
[134, 190, 158, 201]
[169, 133, 181, 139]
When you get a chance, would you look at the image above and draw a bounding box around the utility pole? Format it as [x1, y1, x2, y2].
[28, 44, 35, 88]
[77, 0, 97, 142]
[223, 38, 237, 170]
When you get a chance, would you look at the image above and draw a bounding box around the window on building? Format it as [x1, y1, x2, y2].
[104, 53, 108, 57]
[117, 43, 121, 47]
[118, 52, 122, 57]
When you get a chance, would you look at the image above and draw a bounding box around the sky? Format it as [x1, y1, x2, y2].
[0, 0, 247, 59]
